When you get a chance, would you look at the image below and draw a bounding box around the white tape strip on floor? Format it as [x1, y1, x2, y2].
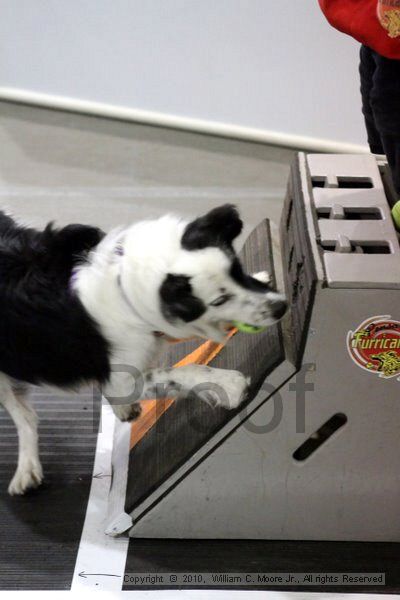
[71, 401, 129, 592]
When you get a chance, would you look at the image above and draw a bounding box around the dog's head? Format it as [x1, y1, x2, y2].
[123, 205, 287, 341]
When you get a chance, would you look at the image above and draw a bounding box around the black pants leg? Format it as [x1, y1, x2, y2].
[359, 44, 400, 195]
[359, 45, 385, 154]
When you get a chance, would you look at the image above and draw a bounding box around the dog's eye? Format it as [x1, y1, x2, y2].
[209, 294, 231, 307]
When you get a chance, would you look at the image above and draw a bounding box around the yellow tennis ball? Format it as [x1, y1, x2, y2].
[233, 321, 265, 334]
[392, 200, 400, 230]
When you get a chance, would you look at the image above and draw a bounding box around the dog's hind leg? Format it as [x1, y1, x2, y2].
[0, 374, 43, 495]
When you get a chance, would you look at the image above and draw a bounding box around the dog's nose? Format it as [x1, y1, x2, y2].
[271, 298, 287, 320]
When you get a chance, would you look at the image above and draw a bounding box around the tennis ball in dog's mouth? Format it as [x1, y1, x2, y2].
[232, 321, 266, 334]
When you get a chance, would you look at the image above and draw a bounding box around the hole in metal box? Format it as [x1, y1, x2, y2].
[317, 207, 382, 220]
[288, 245, 295, 271]
[312, 176, 373, 188]
[291, 260, 304, 303]
[312, 177, 327, 188]
[321, 241, 391, 254]
[337, 177, 373, 188]
[293, 413, 347, 461]
[286, 199, 293, 230]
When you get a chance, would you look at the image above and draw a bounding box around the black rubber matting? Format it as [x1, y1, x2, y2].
[123, 538, 400, 593]
[0, 386, 100, 590]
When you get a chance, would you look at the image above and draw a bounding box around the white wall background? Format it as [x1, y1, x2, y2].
[0, 0, 367, 148]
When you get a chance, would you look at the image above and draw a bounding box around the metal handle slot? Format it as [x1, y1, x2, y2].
[321, 240, 391, 254]
[293, 413, 348, 462]
[317, 207, 382, 220]
[312, 176, 373, 189]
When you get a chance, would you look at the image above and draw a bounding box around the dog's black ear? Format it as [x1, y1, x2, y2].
[45, 224, 105, 265]
[54, 224, 105, 255]
[41, 223, 105, 274]
[181, 204, 243, 250]
[160, 274, 206, 323]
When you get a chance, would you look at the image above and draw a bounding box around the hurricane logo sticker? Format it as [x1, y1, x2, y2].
[347, 315, 400, 380]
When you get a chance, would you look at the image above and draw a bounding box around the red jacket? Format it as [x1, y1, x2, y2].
[319, 0, 400, 59]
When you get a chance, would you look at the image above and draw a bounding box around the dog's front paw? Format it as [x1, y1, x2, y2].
[8, 458, 43, 495]
[112, 402, 142, 423]
[220, 370, 250, 409]
[197, 368, 250, 410]
[252, 270, 271, 284]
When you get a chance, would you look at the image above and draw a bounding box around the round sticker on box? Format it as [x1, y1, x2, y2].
[347, 315, 400, 379]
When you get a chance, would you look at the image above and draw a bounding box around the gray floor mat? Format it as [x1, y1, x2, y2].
[0, 387, 99, 590]
[123, 538, 400, 592]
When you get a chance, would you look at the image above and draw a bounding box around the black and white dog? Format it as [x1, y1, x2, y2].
[0, 205, 287, 495]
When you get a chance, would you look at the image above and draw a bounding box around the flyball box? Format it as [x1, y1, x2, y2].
[108, 153, 400, 541]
